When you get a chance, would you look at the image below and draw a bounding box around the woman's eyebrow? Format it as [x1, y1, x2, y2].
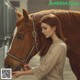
[41, 26, 46, 28]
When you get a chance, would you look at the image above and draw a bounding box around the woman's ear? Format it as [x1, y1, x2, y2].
[53, 26, 56, 31]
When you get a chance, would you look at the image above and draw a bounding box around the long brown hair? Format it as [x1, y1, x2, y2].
[39, 14, 66, 57]
[41, 14, 66, 41]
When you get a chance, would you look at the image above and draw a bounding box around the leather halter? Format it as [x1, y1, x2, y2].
[7, 18, 38, 64]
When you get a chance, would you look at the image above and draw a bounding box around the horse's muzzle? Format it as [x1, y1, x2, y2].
[4, 63, 21, 71]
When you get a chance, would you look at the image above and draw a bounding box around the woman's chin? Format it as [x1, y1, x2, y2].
[45, 35, 50, 38]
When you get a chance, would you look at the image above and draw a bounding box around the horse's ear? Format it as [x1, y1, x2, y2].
[15, 10, 22, 18]
[22, 9, 29, 22]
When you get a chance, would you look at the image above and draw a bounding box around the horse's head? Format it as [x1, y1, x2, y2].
[4, 9, 41, 71]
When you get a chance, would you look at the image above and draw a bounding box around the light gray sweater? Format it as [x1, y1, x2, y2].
[32, 40, 67, 80]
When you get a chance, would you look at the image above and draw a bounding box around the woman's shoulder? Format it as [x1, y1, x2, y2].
[59, 41, 67, 48]
[56, 42, 67, 53]
[52, 39, 67, 49]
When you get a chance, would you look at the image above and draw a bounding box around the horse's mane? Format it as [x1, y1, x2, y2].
[30, 9, 80, 57]
[30, 9, 80, 23]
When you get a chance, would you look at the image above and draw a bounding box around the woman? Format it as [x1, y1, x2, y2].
[13, 14, 67, 80]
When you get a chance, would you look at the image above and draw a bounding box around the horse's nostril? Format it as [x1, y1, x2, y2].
[5, 63, 11, 68]
[14, 66, 21, 71]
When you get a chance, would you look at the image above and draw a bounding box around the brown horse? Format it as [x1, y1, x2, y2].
[4, 9, 80, 80]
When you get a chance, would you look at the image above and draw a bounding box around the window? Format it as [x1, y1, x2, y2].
[10, 1, 20, 7]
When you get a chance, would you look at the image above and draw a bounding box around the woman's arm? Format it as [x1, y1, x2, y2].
[13, 69, 33, 78]
[32, 45, 67, 80]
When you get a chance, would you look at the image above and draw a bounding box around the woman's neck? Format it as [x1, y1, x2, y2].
[51, 33, 60, 43]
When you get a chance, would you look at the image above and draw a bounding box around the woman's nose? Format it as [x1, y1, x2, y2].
[42, 29, 44, 34]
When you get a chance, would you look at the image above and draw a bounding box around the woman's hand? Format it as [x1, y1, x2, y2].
[23, 64, 31, 71]
[12, 71, 22, 78]
[12, 69, 33, 78]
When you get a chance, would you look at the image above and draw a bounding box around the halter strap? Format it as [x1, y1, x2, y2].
[32, 18, 38, 52]
[7, 53, 23, 63]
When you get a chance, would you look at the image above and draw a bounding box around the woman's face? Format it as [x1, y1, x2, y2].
[41, 22, 56, 38]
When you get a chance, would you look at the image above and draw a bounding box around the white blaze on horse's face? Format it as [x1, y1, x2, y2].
[8, 27, 17, 51]
[41, 22, 56, 38]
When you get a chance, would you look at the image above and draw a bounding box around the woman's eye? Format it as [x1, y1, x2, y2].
[42, 27, 47, 30]
[44, 27, 47, 30]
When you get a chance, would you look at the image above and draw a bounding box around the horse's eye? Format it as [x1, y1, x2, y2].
[16, 34, 24, 39]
